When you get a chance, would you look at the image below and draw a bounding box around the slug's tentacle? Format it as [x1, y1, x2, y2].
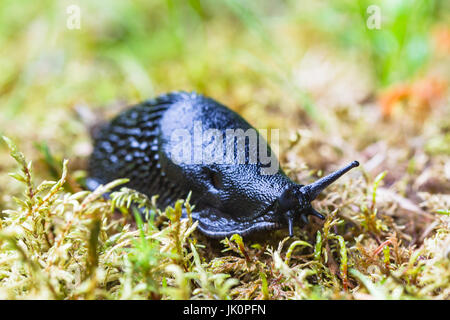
[308, 207, 325, 220]
[300, 161, 360, 201]
[288, 216, 295, 237]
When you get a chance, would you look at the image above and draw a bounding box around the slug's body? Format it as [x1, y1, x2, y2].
[88, 92, 358, 238]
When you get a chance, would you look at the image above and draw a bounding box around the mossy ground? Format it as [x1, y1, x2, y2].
[0, 0, 449, 299]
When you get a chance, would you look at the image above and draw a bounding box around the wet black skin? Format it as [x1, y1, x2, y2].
[87, 92, 359, 238]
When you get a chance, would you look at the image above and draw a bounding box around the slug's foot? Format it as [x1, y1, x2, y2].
[193, 208, 281, 239]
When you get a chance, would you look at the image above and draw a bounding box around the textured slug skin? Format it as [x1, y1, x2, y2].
[88, 92, 297, 238]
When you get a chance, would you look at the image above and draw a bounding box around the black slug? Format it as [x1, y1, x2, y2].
[87, 91, 359, 238]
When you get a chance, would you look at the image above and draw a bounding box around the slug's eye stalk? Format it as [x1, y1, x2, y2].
[278, 161, 359, 237]
[301, 161, 359, 202]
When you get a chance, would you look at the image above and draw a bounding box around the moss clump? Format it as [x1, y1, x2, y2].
[0, 136, 448, 300]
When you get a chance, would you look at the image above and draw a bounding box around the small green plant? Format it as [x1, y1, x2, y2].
[360, 171, 389, 234]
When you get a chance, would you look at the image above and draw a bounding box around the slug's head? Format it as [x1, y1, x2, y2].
[276, 161, 359, 236]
